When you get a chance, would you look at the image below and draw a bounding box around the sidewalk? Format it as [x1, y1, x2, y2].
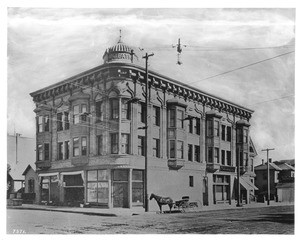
[7, 201, 294, 217]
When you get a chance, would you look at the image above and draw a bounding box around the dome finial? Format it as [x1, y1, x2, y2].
[118, 29, 122, 43]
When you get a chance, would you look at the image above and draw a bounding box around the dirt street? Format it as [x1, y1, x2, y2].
[7, 205, 294, 234]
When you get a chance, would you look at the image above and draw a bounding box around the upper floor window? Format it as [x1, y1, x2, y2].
[169, 109, 176, 127]
[188, 144, 193, 161]
[122, 100, 131, 120]
[177, 141, 184, 159]
[177, 110, 184, 128]
[64, 112, 69, 130]
[153, 138, 160, 158]
[57, 113, 63, 131]
[195, 145, 200, 162]
[111, 133, 118, 154]
[97, 135, 103, 155]
[121, 134, 130, 154]
[226, 126, 232, 142]
[214, 120, 220, 137]
[44, 115, 49, 132]
[37, 116, 43, 133]
[214, 147, 219, 163]
[96, 101, 104, 122]
[73, 105, 80, 124]
[208, 147, 213, 163]
[226, 151, 232, 166]
[44, 143, 50, 161]
[207, 119, 213, 136]
[37, 144, 42, 161]
[243, 129, 248, 143]
[221, 125, 226, 141]
[169, 140, 176, 158]
[188, 116, 193, 133]
[110, 99, 119, 120]
[73, 137, 79, 157]
[153, 106, 160, 126]
[221, 150, 225, 165]
[81, 137, 87, 156]
[195, 118, 200, 135]
[138, 136, 145, 156]
[237, 128, 248, 143]
[189, 176, 194, 187]
[65, 141, 69, 159]
[81, 104, 87, 122]
[138, 102, 146, 123]
[58, 112, 70, 131]
[58, 142, 63, 160]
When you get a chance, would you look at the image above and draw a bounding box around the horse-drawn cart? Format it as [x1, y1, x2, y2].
[150, 193, 198, 213]
[174, 196, 198, 212]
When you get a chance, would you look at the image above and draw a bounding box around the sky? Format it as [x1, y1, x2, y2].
[6, 8, 295, 166]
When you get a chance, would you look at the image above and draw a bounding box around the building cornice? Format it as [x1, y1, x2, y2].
[30, 62, 254, 119]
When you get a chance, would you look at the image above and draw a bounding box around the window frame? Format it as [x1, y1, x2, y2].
[153, 106, 160, 126]
[189, 176, 194, 187]
[188, 144, 193, 161]
[73, 105, 80, 124]
[64, 140, 69, 159]
[153, 138, 160, 158]
[121, 134, 130, 154]
[177, 140, 184, 159]
[110, 133, 119, 154]
[214, 147, 219, 163]
[44, 143, 50, 161]
[110, 99, 119, 120]
[73, 137, 79, 157]
[194, 145, 200, 162]
[169, 140, 176, 158]
[58, 142, 64, 160]
[138, 136, 145, 156]
[81, 137, 87, 156]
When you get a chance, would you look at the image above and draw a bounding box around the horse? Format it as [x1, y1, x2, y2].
[149, 193, 173, 213]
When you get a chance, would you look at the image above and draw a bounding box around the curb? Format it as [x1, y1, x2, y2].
[7, 206, 117, 217]
[7, 203, 294, 217]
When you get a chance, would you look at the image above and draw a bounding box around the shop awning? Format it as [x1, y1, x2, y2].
[38, 172, 59, 177]
[60, 171, 84, 176]
[238, 177, 258, 190]
[60, 171, 84, 183]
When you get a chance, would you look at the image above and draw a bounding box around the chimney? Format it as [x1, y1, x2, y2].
[262, 159, 264, 165]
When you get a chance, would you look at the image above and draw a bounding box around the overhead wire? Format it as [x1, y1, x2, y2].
[186, 51, 294, 85]
[246, 95, 294, 107]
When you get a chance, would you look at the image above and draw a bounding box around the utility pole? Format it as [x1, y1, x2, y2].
[236, 146, 242, 207]
[142, 52, 154, 212]
[262, 148, 275, 205]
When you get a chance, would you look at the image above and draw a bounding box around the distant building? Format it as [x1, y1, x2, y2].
[7, 134, 36, 193]
[254, 159, 295, 202]
[30, 37, 257, 210]
[22, 165, 39, 203]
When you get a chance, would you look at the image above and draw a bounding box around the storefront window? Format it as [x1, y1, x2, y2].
[132, 170, 144, 204]
[87, 175, 109, 204]
[213, 175, 230, 203]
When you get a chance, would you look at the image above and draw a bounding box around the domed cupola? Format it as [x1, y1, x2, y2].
[102, 31, 138, 64]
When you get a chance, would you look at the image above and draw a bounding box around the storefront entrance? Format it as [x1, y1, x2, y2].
[113, 182, 128, 207]
[112, 170, 129, 208]
[63, 174, 84, 206]
[41, 175, 59, 203]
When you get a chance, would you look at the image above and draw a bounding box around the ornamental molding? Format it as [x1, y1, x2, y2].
[30, 64, 253, 119]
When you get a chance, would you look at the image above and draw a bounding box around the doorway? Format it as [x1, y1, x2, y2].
[112, 169, 129, 208]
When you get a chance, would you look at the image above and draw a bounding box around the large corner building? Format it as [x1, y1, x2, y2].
[30, 37, 257, 210]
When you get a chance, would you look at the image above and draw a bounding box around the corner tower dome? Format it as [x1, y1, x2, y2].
[102, 31, 138, 64]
